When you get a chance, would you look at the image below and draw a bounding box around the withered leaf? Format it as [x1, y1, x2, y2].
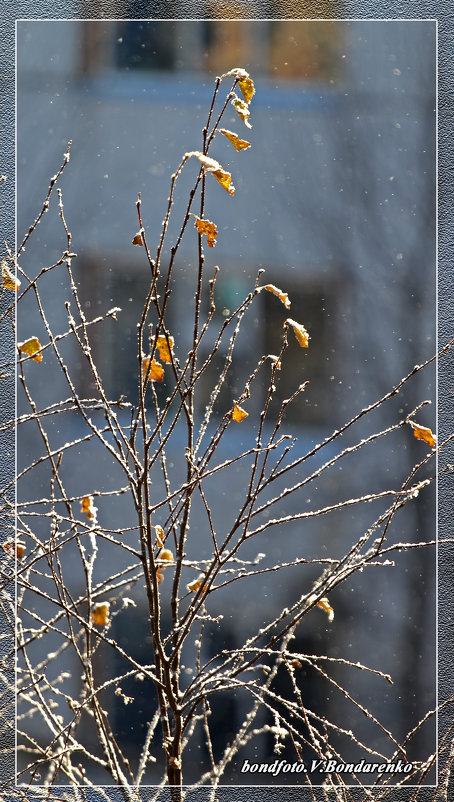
[238, 76, 255, 105]
[231, 96, 252, 129]
[187, 574, 207, 593]
[259, 284, 291, 309]
[409, 421, 436, 448]
[232, 403, 248, 422]
[316, 597, 334, 622]
[187, 151, 235, 195]
[194, 216, 218, 248]
[3, 540, 25, 559]
[2, 259, 20, 291]
[285, 318, 310, 348]
[18, 337, 43, 363]
[219, 128, 251, 152]
[81, 495, 97, 522]
[154, 524, 165, 548]
[132, 231, 144, 246]
[155, 334, 174, 364]
[142, 356, 164, 383]
[91, 602, 110, 626]
[157, 548, 174, 563]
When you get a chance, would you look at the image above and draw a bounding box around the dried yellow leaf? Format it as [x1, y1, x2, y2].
[188, 152, 235, 195]
[18, 337, 43, 363]
[158, 548, 174, 563]
[290, 659, 302, 668]
[316, 597, 334, 623]
[238, 76, 255, 105]
[81, 495, 97, 522]
[212, 168, 235, 195]
[187, 574, 207, 593]
[2, 259, 20, 291]
[409, 421, 436, 448]
[232, 403, 248, 422]
[231, 96, 252, 129]
[132, 232, 144, 246]
[259, 284, 291, 309]
[91, 602, 110, 626]
[194, 217, 218, 248]
[219, 128, 251, 152]
[155, 334, 174, 364]
[156, 567, 165, 585]
[142, 356, 164, 383]
[154, 524, 165, 548]
[285, 318, 310, 348]
[3, 540, 25, 559]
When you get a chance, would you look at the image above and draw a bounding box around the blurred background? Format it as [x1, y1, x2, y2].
[16, 16, 436, 785]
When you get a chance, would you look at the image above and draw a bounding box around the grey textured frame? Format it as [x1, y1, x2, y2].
[2, 2, 453, 801]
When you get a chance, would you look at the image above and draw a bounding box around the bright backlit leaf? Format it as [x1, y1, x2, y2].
[156, 567, 164, 585]
[187, 151, 235, 195]
[157, 548, 174, 563]
[194, 217, 218, 248]
[409, 421, 436, 448]
[3, 540, 25, 559]
[2, 259, 20, 291]
[187, 574, 207, 593]
[231, 96, 252, 129]
[132, 231, 144, 246]
[81, 495, 97, 522]
[232, 403, 248, 422]
[219, 128, 251, 151]
[285, 318, 310, 348]
[238, 76, 255, 105]
[142, 356, 164, 383]
[18, 337, 43, 363]
[154, 524, 165, 548]
[91, 602, 110, 626]
[317, 597, 334, 622]
[155, 334, 174, 363]
[259, 284, 291, 309]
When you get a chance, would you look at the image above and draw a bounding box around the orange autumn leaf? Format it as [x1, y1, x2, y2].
[92, 602, 110, 626]
[2, 259, 20, 291]
[285, 318, 310, 348]
[316, 597, 334, 623]
[187, 574, 208, 593]
[194, 217, 218, 248]
[187, 151, 236, 195]
[156, 567, 165, 585]
[18, 337, 43, 363]
[154, 524, 165, 548]
[142, 356, 164, 383]
[132, 231, 144, 246]
[290, 659, 302, 668]
[238, 76, 255, 105]
[3, 540, 25, 559]
[157, 548, 174, 563]
[409, 421, 436, 448]
[231, 96, 252, 129]
[155, 334, 174, 364]
[212, 168, 235, 195]
[81, 495, 97, 522]
[232, 403, 248, 422]
[259, 284, 291, 309]
[219, 128, 251, 152]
